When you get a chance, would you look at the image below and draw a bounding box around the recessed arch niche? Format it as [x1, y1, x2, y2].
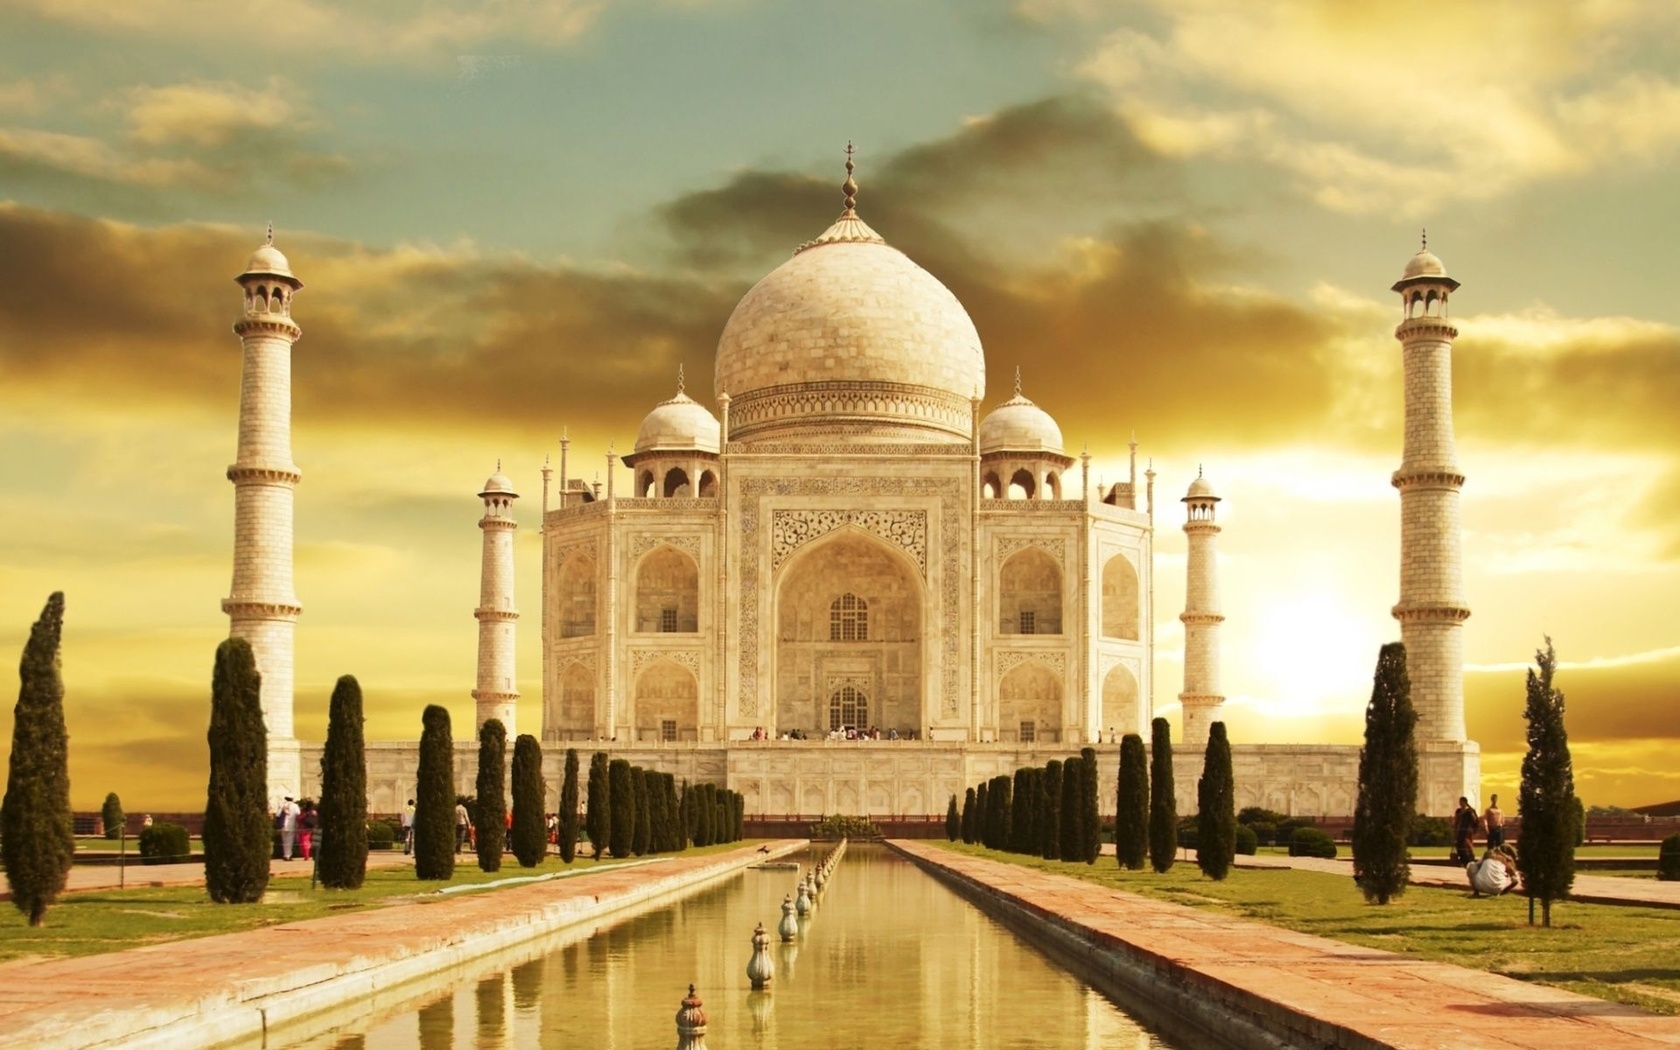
[997, 660, 1062, 743]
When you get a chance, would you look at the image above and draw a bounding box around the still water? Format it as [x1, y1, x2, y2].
[280, 845, 1181, 1050]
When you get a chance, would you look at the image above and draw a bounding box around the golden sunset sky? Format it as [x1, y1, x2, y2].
[1, 1, 1676, 812]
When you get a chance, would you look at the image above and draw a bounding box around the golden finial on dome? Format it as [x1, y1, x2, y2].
[1013, 366, 1022, 398]
[677, 363, 686, 395]
[1420, 227, 1427, 252]
[266, 221, 274, 245]
[842, 141, 858, 216]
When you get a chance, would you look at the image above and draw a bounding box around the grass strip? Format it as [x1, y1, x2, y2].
[931, 841, 1680, 1016]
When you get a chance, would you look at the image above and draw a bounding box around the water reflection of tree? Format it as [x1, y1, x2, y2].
[511, 960, 542, 1011]
[416, 993, 453, 1050]
[474, 974, 503, 1046]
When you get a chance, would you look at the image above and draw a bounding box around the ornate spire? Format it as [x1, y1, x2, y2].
[842, 141, 858, 216]
[496, 457, 502, 472]
[266, 221, 274, 245]
[1198, 463, 1203, 478]
[1013, 366, 1022, 398]
[1420, 227, 1427, 252]
[677, 363, 686, 395]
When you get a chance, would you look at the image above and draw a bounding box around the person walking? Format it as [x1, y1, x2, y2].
[1452, 796, 1478, 866]
[277, 795, 301, 861]
[454, 796, 473, 854]
[1482, 794, 1505, 848]
[401, 799, 416, 855]
[298, 800, 317, 861]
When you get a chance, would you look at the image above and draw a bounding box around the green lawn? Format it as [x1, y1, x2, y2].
[935, 842, 1680, 1016]
[0, 842, 759, 963]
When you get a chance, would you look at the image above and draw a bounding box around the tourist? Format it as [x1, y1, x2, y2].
[1452, 796, 1478, 865]
[298, 800, 317, 860]
[401, 799, 416, 855]
[455, 795, 473, 853]
[1467, 843, 1519, 897]
[1482, 794, 1505, 848]
[277, 795, 301, 861]
[141, 814, 153, 829]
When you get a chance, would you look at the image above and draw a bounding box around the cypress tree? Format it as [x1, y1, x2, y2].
[201, 635, 270, 905]
[1010, 768, 1033, 852]
[946, 794, 960, 841]
[991, 775, 1013, 850]
[3, 593, 76, 924]
[631, 767, 652, 855]
[679, 780, 693, 847]
[1080, 747, 1101, 863]
[608, 759, 634, 858]
[1041, 760, 1063, 860]
[585, 751, 610, 859]
[705, 783, 720, 845]
[414, 704, 456, 880]
[974, 781, 989, 846]
[1196, 722, 1236, 881]
[101, 793, 124, 840]
[510, 734, 547, 867]
[1116, 733, 1148, 871]
[317, 675, 369, 890]
[1351, 643, 1417, 904]
[960, 787, 977, 844]
[1517, 638, 1576, 927]
[474, 719, 508, 872]
[558, 748, 580, 863]
[1059, 759, 1081, 861]
[668, 775, 685, 850]
[732, 790, 745, 842]
[1149, 717, 1177, 873]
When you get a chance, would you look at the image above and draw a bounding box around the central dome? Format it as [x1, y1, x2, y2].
[713, 178, 985, 444]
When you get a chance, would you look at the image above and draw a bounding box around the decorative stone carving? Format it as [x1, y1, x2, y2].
[551, 540, 598, 567]
[631, 648, 702, 678]
[996, 650, 1067, 678]
[632, 533, 703, 562]
[771, 510, 927, 575]
[997, 537, 1065, 566]
[738, 476, 964, 719]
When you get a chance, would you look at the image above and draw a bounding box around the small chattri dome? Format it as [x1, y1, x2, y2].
[979, 391, 1063, 455]
[636, 389, 721, 455]
[1402, 249, 1447, 280]
[480, 470, 518, 499]
[1184, 472, 1219, 501]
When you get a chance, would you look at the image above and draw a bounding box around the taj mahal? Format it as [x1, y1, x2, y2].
[225, 158, 1478, 820]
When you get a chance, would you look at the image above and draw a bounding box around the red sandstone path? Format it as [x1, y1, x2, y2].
[893, 840, 1680, 1049]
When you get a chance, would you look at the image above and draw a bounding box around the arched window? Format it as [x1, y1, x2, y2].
[999, 548, 1061, 635]
[557, 554, 596, 638]
[829, 593, 867, 641]
[637, 470, 655, 498]
[698, 470, 718, 498]
[1101, 555, 1140, 640]
[829, 685, 868, 731]
[635, 546, 699, 633]
[981, 472, 1002, 499]
[663, 467, 691, 498]
[1008, 468, 1035, 500]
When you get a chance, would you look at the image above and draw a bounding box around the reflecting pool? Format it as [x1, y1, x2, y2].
[279, 845, 1182, 1049]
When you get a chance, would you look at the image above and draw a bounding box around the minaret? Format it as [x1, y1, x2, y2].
[1178, 468, 1224, 748]
[1391, 234, 1470, 746]
[473, 465, 520, 737]
[225, 227, 303, 798]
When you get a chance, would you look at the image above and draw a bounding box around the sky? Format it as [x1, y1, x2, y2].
[0, 0, 1676, 812]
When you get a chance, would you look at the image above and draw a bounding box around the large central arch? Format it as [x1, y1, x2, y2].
[772, 529, 925, 736]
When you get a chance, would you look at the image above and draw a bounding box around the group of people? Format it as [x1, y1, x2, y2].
[393, 798, 575, 855]
[1454, 793, 1520, 897]
[272, 795, 318, 861]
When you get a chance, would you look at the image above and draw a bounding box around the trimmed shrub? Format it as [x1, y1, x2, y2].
[960, 787, 977, 844]
[946, 794, 960, 841]
[101, 793, 124, 840]
[474, 719, 508, 873]
[318, 675, 369, 890]
[1149, 718, 1177, 873]
[1176, 815, 1198, 851]
[414, 705, 456, 880]
[1115, 734, 1148, 870]
[631, 767, 652, 855]
[1196, 723, 1236, 881]
[585, 752, 610, 859]
[1058, 761, 1080, 861]
[974, 782, 989, 847]
[1238, 807, 1287, 827]
[202, 636, 270, 904]
[510, 734, 546, 867]
[1351, 642, 1417, 905]
[1041, 760, 1062, 860]
[1248, 822, 1277, 847]
[1407, 815, 1451, 847]
[366, 819, 397, 850]
[608, 759, 634, 858]
[3, 593, 76, 925]
[1517, 638, 1576, 927]
[1659, 833, 1680, 882]
[1289, 827, 1338, 858]
[558, 749, 580, 863]
[1234, 824, 1259, 856]
[1080, 747, 1101, 864]
[665, 774, 684, 851]
[138, 821, 190, 865]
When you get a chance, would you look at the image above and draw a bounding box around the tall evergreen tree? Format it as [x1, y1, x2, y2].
[3, 593, 75, 924]
[990, 775, 1013, 850]
[1517, 638, 1576, 927]
[414, 704, 456, 880]
[201, 635, 270, 905]
[974, 781, 990, 847]
[631, 766, 652, 855]
[585, 751, 610, 859]
[101, 792, 124, 840]
[1196, 722, 1237, 881]
[648, 773, 670, 852]
[510, 734, 547, 867]
[1010, 768, 1033, 853]
[1059, 758, 1081, 861]
[1115, 733, 1149, 871]
[679, 780, 694, 847]
[474, 719, 508, 872]
[608, 759, 635, 858]
[317, 675, 369, 890]
[960, 786, 977, 844]
[1351, 643, 1417, 904]
[946, 794, 960, 841]
[1041, 760, 1063, 860]
[1079, 747, 1101, 863]
[558, 748, 580, 863]
[1149, 717, 1178, 873]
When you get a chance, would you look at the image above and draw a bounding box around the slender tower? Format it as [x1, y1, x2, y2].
[473, 465, 520, 737]
[1178, 468, 1224, 748]
[1391, 236, 1477, 815]
[225, 229, 303, 799]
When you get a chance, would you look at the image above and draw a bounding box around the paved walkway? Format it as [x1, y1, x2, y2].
[0, 841, 806, 1050]
[1235, 853, 1680, 910]
[28, 849, 419, 897]
[894, 840, 1680, 1050]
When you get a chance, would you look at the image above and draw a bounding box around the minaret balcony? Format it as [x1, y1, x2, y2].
[474, 608, 520, 623]
[1394, 318, 1458, 341]
[1391, 468, 1464, 491]
[1391, 601, 1471, 624]
[222, 598, 302, 620]
[227, 463, 302, 485]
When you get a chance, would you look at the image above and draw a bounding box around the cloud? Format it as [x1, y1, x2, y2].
[12, 0, 607, 65]
[1064, 1, 1680, 214]
[121, 79, 304, 150]
[1466, 646, 1680, 747]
